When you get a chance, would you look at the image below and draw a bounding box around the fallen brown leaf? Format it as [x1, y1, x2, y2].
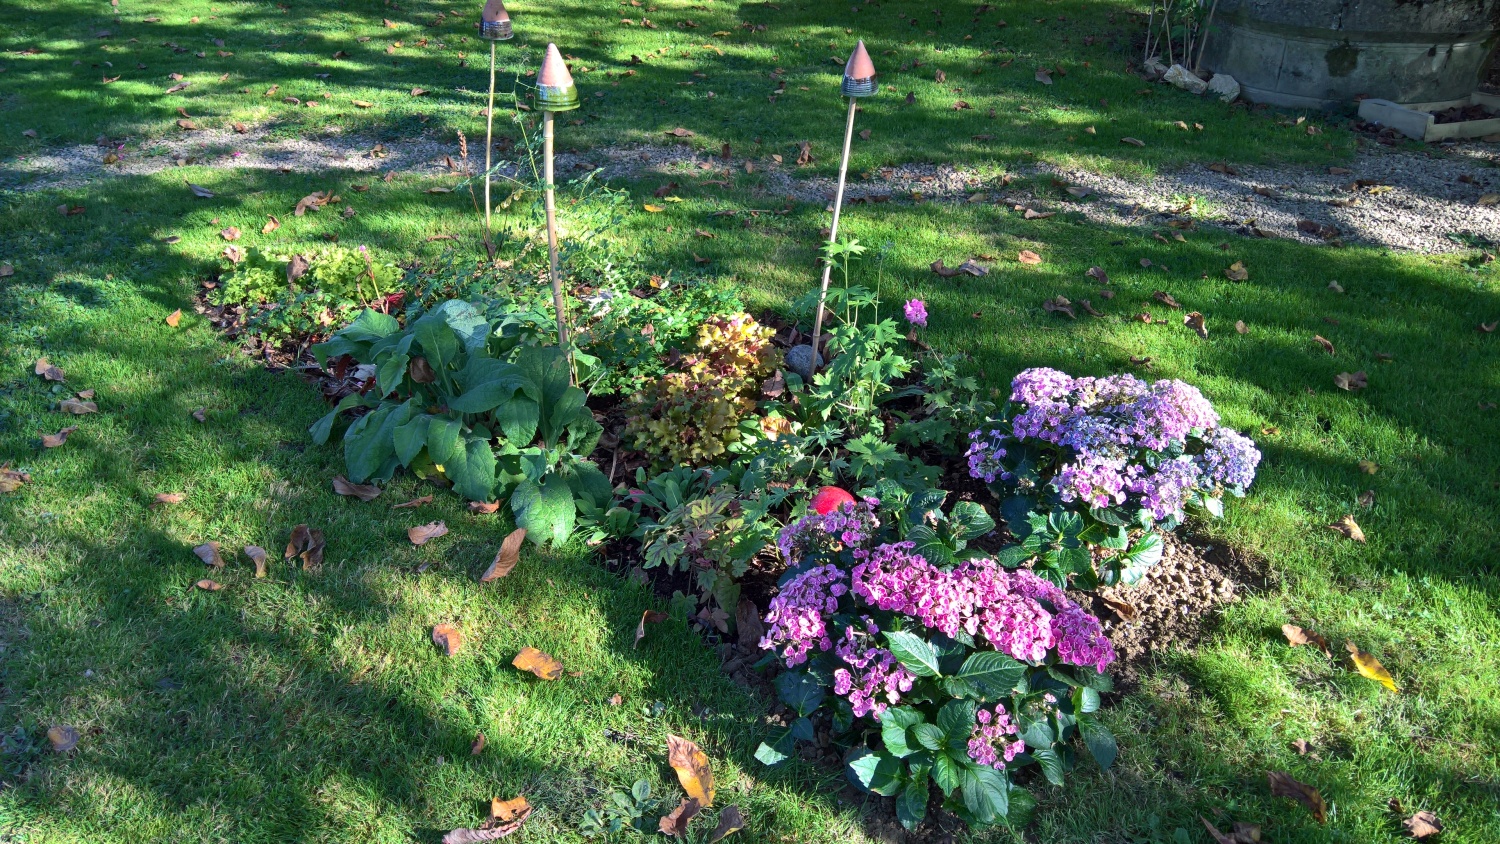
[286, 254, 310, 284]
[1120, 136, 1145, 147]
[471, 732, 486, 755]
[1358, 490, 1376, 508]
[1313, 335, 1335, 355]
[244, 545, 268, 577]
[41, 426, 78, 448]
[58, 399, 97, 414]
[164, 309, 182, 327]
[152, 492, 184, 508]
[433, 623, 462, 656]
[469, 501, 501, 514]
[192, 408, 207, 422]
[667, 734, 715, 807]
[1328, 514, 1366, 542]
[1334, 371, 1367, 392]
[284, 524, 325, 568]
[492, 796, 529, 821]
[1043, 295, 1076, 319]
[441, 804, 532, 843]
[1235, 320, 1248, 335]
[262, 214, 281, 234]
[1152, 290, 1181, 309]
[393, 495, 433, 509]
[634, 609, 669, 648]
[708, 805, 745, 842]
[1404, 811, 1441, 839]
[480, 528, 527, 582]
[1282, 623, 1332, 656]
[193, 541, 225, 568]
[512, 646, 564, 680]
[1086, 266, 1110, 284]
[219, 226, 240, 242]
[660, 798, 701, 837]
[1101, 597, 1138, 621]
[195, 579, 223, 591]
[1184, 311, 1207, 338]
[332, 475, 381, 501]
[1225, 261, 1249, 281]
[47, 725, 79, 753]
[1268, 771, 1326, 823]
[1017, 249, 1042, 265]
[409, 521, 448, 545]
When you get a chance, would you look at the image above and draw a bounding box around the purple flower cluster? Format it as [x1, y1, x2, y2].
[973, 368, 1260, 521]
[776, 499, 881, 562]
[903, 299, 929, 328]
[758, 564, 845, 667]
[833, 622, 916, 718]
[968, 705, 1025, 769]
[760, 542, 1117, 715]
[965, 428, 1010, 484]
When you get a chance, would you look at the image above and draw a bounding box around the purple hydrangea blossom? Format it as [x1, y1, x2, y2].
[758, 564, 847, 666]
[970, 368, 1259, 519]
[833, 623, 915, 718]
[968, 704, 1026, 769]
[776, 499, 881, 563]
[903, 299, 929, 328]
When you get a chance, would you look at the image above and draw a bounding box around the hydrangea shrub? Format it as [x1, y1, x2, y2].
[758, 498, 1119, 831]
[967, 368, 1261, 585]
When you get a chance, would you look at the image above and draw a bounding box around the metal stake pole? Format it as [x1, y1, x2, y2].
[809, 96, 858, 371]
[543, 110, 569, 352]
[484, 40, 497, 238]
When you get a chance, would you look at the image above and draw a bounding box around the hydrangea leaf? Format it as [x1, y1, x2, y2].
[1030, 746, 1066, 786]
[774, 670, 825, 717]
[960, 763, 1010, 824]
[931, 751, 963, 796]
[956, 652, 1027, 700]
[879, 707, 923, 759]
[847, 749, 905, 797]
[884, 631, 942, 678]
[912, 723, 946, 752]
[937, 699, 977, 748]
[949, 501, 996, 542]
[896, 776, 929, 831]
[1077, 713, 1118, 769]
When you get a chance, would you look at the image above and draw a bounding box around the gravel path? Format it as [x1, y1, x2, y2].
[4, 127, 1496, 253]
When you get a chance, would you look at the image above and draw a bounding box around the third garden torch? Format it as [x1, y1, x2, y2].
[808, 40, 877, 376]
[536, 43, 579, 357]
[479, 0, 514, 241]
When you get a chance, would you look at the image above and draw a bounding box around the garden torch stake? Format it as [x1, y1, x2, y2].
[478, 1, 514, 242]
[537, 43, 580, 360]
[809, 41, 877, 375]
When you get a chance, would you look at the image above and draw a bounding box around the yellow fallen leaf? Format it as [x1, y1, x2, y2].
[165, 309, 182, 327]
[1346, 641, 1398, 692]
[643, 203, 665, 212]
[1328, 514, 1365, 542]
[667, 734, 715, 807]
[512, 646, 563, 680]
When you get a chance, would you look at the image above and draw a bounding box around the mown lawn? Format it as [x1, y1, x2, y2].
[3, 2, 1499, 844]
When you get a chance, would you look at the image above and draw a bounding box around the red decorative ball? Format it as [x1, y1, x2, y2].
[810, 486, 856, 516]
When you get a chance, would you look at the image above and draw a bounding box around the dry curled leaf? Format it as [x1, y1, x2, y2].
[1313, 335, 1335, 355]
[1282, 624, 1332, 656]
[1334, 371, 1367, 392]
[219, 226, 240, 242]
[480, 528, 527, 582]
[152, 492, 184, 507]
[1120, 136, 1145, 147]
[284, 524, 325, 568]
[165, 309, 182, 327]
[1268, 771, 1327, 823]
[512, 646, 564, 680]
[409, 521, 448, 545]
[1152, 290, 1181, 309]
[667, 734, 715, 807]
[244, 545, 268, 578]
[471, 732, 486, 755]
[332, 475, 381, 501]
[262, 214, 281, 234]
[393, 495, 433, 509]
[442, 804, 532, 843]
[42, 426, 79, 448]
[1034, 68, 1052, 85]
[433, 623, 463, 656]
[1017, 249, 1042, 265]
[634, 610, 669, 648]
[1235, 320, 1248, 335]
[1224, 261, 1249, 281]
[660, 798, 701, 837]
[195, 579, 223, 591]
[469, 501, 501, 514]
[1184, 311, 1207, 339]
[492, 796, 529, 821]
[192, 408, 207, 422]
[193, 541, 225, 568]
[1346, 641, 1398, 692]
[1043, 295, 1076, 319]
[1328, 514, 1366, 543]
[58, 399, 97, 414]
[47, 725, 79, 753]
[708, 805, 745, 842]
[1404, 811, 1441, 839]
[34, 356, 64, 383]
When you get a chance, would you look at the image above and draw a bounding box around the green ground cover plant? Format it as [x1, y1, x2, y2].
[1, 1, 1498, 843]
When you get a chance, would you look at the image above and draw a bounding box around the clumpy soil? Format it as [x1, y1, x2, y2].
[1072, 532, 1270, 688]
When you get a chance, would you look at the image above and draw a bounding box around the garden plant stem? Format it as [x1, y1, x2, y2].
[484, 41, 497, 239]
[543, 111, 571, 365]
[809, 96, 858, 376]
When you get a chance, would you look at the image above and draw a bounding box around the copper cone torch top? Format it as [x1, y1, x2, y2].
[536, 43, 579, 111]
[842, 40, 877, 97]
[479, 0, 513, 40]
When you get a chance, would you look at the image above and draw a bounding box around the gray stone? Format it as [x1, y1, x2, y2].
[785, 345, 823, 382]
[1164, 64, 1208, 95]
[1142, 55, 1168, 81]
[1206, 73, 1240, 103]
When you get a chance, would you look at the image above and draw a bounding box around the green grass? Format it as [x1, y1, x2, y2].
[0, 0, 1352, 175]
[3, 2, 1500, 843]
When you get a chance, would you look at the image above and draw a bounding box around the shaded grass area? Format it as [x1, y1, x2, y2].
[0, 0, 1351, 175]
[2, 159, 1499, 841]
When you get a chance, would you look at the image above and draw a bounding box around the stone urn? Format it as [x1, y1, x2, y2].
[1199, 0, 1500, 107]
